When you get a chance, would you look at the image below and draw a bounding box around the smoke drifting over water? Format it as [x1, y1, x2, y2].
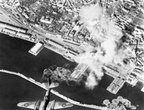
[75, 3, 140, 89]
[85, 71, 98, 90]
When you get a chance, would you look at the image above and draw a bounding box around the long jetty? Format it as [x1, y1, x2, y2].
[0, 69, 110, 110]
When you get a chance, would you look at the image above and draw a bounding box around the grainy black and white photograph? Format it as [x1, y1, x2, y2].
[0, 0, 144, 110]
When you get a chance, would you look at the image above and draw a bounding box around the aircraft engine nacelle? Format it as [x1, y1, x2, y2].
[34, 100, 50, 110]
[17, 100, 43, 110]
[34, 100, 42, 110]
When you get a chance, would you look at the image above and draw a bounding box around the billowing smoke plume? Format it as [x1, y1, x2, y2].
[75, 3, 135, 89]
[74, 52, 104, 81]
[85, 72, 98, 90]
[79, 4, 104, 41]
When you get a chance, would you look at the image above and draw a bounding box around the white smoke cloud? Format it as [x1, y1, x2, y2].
[79, 3, 104, 41]
[85, 72, 98, 90]
[74, 52, 104, 81]
[74, 52, 104, 89]
[100, 38, 117, 63]
[74, 3, 136, 89]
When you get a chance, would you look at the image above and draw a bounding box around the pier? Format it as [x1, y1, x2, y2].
[0, 69, 109, 110]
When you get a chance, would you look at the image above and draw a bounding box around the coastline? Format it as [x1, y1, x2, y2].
[0, 34, 144, 110]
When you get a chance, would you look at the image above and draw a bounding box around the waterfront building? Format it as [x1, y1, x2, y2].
[71, 63, 88, 80]
[29, 42, 44, 56]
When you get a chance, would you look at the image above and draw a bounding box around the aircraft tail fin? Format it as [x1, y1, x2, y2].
[49, 82, 59, 88]
[43, 82, 59, 90]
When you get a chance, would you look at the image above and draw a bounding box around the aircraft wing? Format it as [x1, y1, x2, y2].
[17, 101, 36, 109]
[17, 101, 73, 110]
[53, 101, 73, 109]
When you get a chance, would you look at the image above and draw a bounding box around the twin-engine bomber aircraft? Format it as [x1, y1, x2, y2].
[17, 78, 73, 110]
[0, 69, 107, 110]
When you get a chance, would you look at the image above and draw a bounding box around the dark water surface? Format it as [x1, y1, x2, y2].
[0, 34, 144, 110]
